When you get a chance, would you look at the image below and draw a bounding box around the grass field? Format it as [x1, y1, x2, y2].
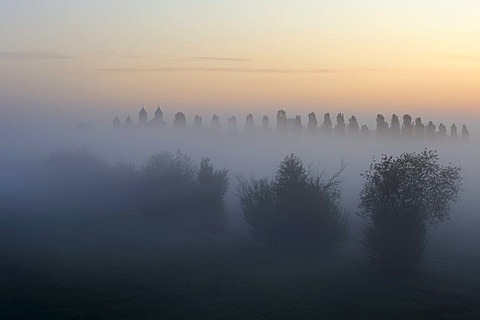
[1, 212, 479, 319]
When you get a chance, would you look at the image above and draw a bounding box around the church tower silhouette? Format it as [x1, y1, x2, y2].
[139, 107, 147, 126]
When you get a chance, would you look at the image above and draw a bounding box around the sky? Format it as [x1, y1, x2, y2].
[1, 0, 480, 126]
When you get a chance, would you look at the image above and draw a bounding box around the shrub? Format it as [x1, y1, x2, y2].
[140, 151, 197, 218]
[195, 158, 229, 233]
[140, 151, 229, 232]
[358, 150, 462, 274]
[237, 154, 348, 253]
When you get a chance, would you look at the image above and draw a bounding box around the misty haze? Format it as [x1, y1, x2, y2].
[2, 1, 480, 319]
[2, 107, 480, 319]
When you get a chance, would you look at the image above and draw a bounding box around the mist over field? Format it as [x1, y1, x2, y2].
[2, 109, 480, 319]
[3, 0, 480, 317]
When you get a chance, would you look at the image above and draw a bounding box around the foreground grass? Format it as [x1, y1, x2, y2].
[0, 212, 479, 319]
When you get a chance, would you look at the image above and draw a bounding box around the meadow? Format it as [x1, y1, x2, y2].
[1, 210, 479, 319]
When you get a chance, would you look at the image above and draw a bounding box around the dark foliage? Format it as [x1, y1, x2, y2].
[390, 114, 400, 137]
[140, 151, 197, 219]
[45, 148, 137, 213]
[358, 150, 462, 274]
[237, 154, 349, 253]
[376, 114, 388, 136]
[45, 149, 229, 233]
[194, 158, 229, 232]
[276, 109, 288, 132]
[347, 115, 359, 136]
[138, 151, 229, 232]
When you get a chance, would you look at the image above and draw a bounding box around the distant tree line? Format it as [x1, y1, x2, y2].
[44, 149, 229, 233]
[113, 108, 471, 141]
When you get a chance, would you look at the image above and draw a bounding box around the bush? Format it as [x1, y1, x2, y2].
[195, 158, 229, 233]
[45, 148, 124, 212]
[237, 154, 349, 253]
[140, 151, 229, 232]
[358, 150, 462, 274]
[44, 149, 229, 233]
[140, 151, 198, 218]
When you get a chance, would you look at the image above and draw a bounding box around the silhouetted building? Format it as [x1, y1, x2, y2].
[139, 107, 147, 126]
[150, 107, 165, 126]
[125, 116, 133, 126]
[113, 116, 120, 128]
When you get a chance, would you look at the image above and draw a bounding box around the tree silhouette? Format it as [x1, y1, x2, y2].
[414, 117, 424, 140]
[211, 114, 221, 129]
[140, 151, 197, 218]
[45, 148, 123, 212]
[174, 112, 187, 129]
[245, 113, 255, 131]
[193, 115, 203, 129]
[196, 158, 229, 233]
[335, 113, 346, 136]
[359, 150, 462, 274]
[347, 115, 359, 136]
[376, 114, 388, 137]
[276, 110, 288, 132]
[426, 121, 436, 139]
[237, 154, 348, 253]
[450, 124, 458, 138]
[438, 123, 447, 138]
[307, 112, 318, 133]
[141, 151, 229, 232]
[293, 115, 303, 132]
[390, 114, 401, 138]
[361, 125, 369, 138]
[262, 115, 270, 131]
[402, 114, 413, 139]
[321, 113, 333, 135]
[461, 124, 469, 141]
[228, 116, 238, 133]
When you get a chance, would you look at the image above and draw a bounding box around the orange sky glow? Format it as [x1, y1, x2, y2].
[1, 1, 479, 126]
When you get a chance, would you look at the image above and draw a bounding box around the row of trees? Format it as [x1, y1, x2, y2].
[45, 148, 462, 275]
[237, 155, 349, 252]
[114, 109, 471, 140]
[45, 149, 229, 233]
[237, 150, 462, 274]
